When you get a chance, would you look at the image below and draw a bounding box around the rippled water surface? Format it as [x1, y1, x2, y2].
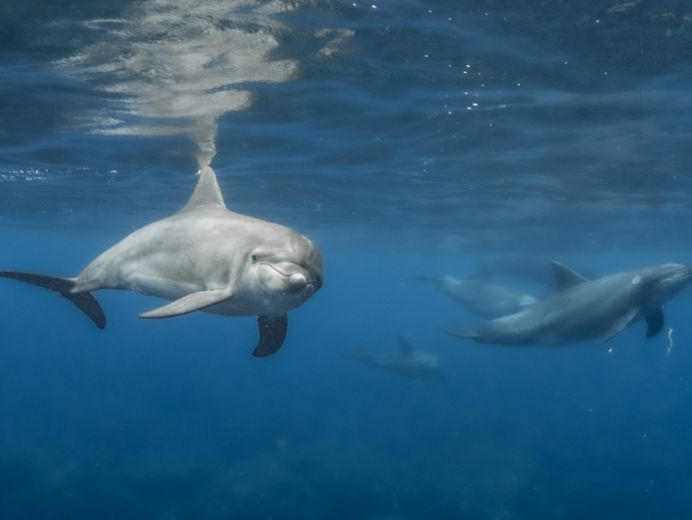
[2, 0, 691, 250]
[1, 1, 692, 519]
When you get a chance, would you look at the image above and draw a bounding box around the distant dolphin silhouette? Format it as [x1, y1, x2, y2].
[414, 274, 538, 318]
[444, 261, 692, 346]
[346, 337, 442, 380]
[0, 167, 323, 357]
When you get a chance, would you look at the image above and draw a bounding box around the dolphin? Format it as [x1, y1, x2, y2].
[346, 337, 442, 380]
[0, 167, 323, 357]
[415, 274, 538, 318]
[444, 261, 692, 346]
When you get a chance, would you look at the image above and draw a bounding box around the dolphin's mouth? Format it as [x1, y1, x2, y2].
[262, 263, 292, 277]
[263, 263, 321, 292]
[669, 268, 692, 283]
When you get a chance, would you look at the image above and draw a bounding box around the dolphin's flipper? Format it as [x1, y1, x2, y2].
[600, 307, 641, 343]
[0, 271, 106, 329]
[645, 308, 664, 337]
[551, 261, 590, 290]
[139, 287, 233, 319]
[441, 325, 479, 340]
[253, 314, 288, 357]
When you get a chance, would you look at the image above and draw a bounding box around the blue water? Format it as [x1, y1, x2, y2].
[2, 1, 692, 518]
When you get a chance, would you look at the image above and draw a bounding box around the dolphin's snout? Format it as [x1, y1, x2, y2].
[288, 233, 323, 292]
[286, 272, 308, 293]
[667, 264, 692, 282]
[290, 272, 307, 286]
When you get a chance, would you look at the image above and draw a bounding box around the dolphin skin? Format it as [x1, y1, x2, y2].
[444, 261, 692, 346]
[0, 167, 323, 357]
[415, 274, 538, 318]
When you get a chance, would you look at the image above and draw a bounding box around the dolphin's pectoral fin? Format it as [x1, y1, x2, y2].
[0, 270, 106, 329]
[645, 308, 664, 338]
[440, 325, 479, 340]
[253, 314, 288, 357]
[139, 287, 233, 319]
[600, 307, 640, 343]
[551, 261, 590, 291]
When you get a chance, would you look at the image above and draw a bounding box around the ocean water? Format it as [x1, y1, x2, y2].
[1, 0, 692, 518]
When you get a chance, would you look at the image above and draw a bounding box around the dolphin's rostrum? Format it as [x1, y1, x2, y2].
[0, 167, 323, 357]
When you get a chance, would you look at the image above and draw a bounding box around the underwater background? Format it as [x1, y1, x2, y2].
[2, 0, 692, 518]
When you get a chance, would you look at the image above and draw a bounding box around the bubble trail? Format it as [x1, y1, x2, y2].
[666, 326, 674, 357]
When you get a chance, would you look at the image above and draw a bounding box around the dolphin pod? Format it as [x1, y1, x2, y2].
[0, 167, 323, 357]
[444, 261, 692, 346]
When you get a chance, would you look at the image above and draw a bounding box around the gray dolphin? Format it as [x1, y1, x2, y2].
[0, 167, 323, 357]
[415, 274, 538, 318]
[347, 337, 442, 380]
[444, 261, 692, 346]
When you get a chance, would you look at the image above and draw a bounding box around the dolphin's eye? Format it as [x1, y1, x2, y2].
[251, 253, 272, 263]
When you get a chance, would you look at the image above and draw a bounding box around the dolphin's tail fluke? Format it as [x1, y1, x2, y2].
[0, 271, 106, 329]
[441, 325, 479, 340]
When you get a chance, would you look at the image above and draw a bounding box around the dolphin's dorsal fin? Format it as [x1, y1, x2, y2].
[551, 261, 589, 290]
[397, 336, 413, 356]
[182, 166, 226, 211]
